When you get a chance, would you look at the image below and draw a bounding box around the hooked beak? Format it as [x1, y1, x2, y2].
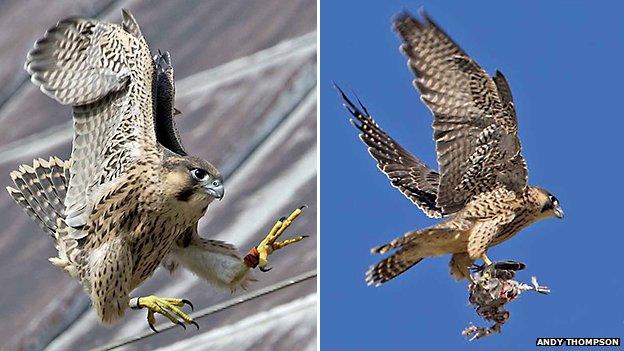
[554, 204, 564, 219]
[205, 181, 224, 200]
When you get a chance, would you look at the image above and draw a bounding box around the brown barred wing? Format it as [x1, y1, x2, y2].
[25, 11, 158, 234]
[338, 87, 442, 218]
[394, 11, 527, 214]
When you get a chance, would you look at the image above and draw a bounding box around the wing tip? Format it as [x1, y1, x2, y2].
[154, 49, 172, 72]
[393, 7, 433, 34]
[334, 85, 371, 119]
[121, 8, 142, 37]
[121, 8, 133, 17]
[393, 8, 416, 24]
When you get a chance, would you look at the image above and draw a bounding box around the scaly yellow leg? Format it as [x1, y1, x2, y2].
[130, 295, 198, 332]
[254, 206, 308, 271]
[481, 254, 493, 266]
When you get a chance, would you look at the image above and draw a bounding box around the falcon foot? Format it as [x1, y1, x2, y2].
[130, 295, 198, 332]
[245, 205, 308, 271]
[463, 262, 549, 340]
[469, 262, 487, 274]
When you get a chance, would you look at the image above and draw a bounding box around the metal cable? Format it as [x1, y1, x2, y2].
[92, 270, 317, 351]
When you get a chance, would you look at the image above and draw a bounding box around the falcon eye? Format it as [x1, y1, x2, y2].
[190, 168, 209, 181]
[549, 195, 559, 206]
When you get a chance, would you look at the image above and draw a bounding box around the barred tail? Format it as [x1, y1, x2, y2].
[367, 227, 452, 286]
[366, 247, 423, 286]
[6, 157, 70, 236]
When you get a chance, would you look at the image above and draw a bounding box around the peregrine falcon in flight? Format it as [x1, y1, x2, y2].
[338, 11, 563, 286]
[7, 10, 306, 330]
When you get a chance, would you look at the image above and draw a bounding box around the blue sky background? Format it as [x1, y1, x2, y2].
[320, 1, 624, 349]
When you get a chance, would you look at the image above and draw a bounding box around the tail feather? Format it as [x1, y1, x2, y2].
[8, 157, 81, 277]
[10, 167, 57, 233]
[47, 156, 71, 200]
[49, 219, 81, 278]
[6, 187, 45, 231]
[6, 157, 70, 236]
[33, 157, 66, 213]
[367, 226, 455, 285]
[366, 246, 423, 286]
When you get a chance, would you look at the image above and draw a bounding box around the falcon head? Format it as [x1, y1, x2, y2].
[163, 155, 224, 208]
[533, 187, 564, 220]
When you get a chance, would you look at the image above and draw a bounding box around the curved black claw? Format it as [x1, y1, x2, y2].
[149, 323, 159, 333]
[259, 266, 273, 272]
[299, 204, 308, 210]
[470, 263, 486, 273]
[178, 321, 187, 330]
[191, 320, 200, 330]
[302, 235, 310, 239]
[278, 216, 286, 222]
[182, 299, 194, 311]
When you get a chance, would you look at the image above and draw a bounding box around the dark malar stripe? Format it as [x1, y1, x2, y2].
[176, 187, 194, 202]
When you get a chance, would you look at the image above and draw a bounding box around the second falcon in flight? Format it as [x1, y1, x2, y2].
[339, 11, 563, 286]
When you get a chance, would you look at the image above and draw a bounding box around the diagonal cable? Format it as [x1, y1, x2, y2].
[91, 270, 317, 351]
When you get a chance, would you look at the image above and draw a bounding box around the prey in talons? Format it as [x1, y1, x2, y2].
[463, 260, 550, 340]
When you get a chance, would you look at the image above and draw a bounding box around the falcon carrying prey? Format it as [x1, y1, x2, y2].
[7, 10, 306, 330]
[338, 11, 563, 286]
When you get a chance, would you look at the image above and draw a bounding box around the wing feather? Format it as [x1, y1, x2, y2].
[394, 11, 527, 214]
[25, 18, 131, 106]
[25, 13, 157, 234]
[121, 8, 142, 38]
[337, 87, 442, 218]
[154, 50, 187, 155]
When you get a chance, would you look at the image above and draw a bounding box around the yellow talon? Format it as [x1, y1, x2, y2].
[255, 206, 308, 271]
[273, 236, 307, 250]
[265, 219, 284, 243]
[131, 295, 198, 332]
[258, 249, 269, 270]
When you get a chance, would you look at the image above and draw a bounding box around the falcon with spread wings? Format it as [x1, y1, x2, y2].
[338, 11, 563, 286]
[6, 10, 305, 330]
